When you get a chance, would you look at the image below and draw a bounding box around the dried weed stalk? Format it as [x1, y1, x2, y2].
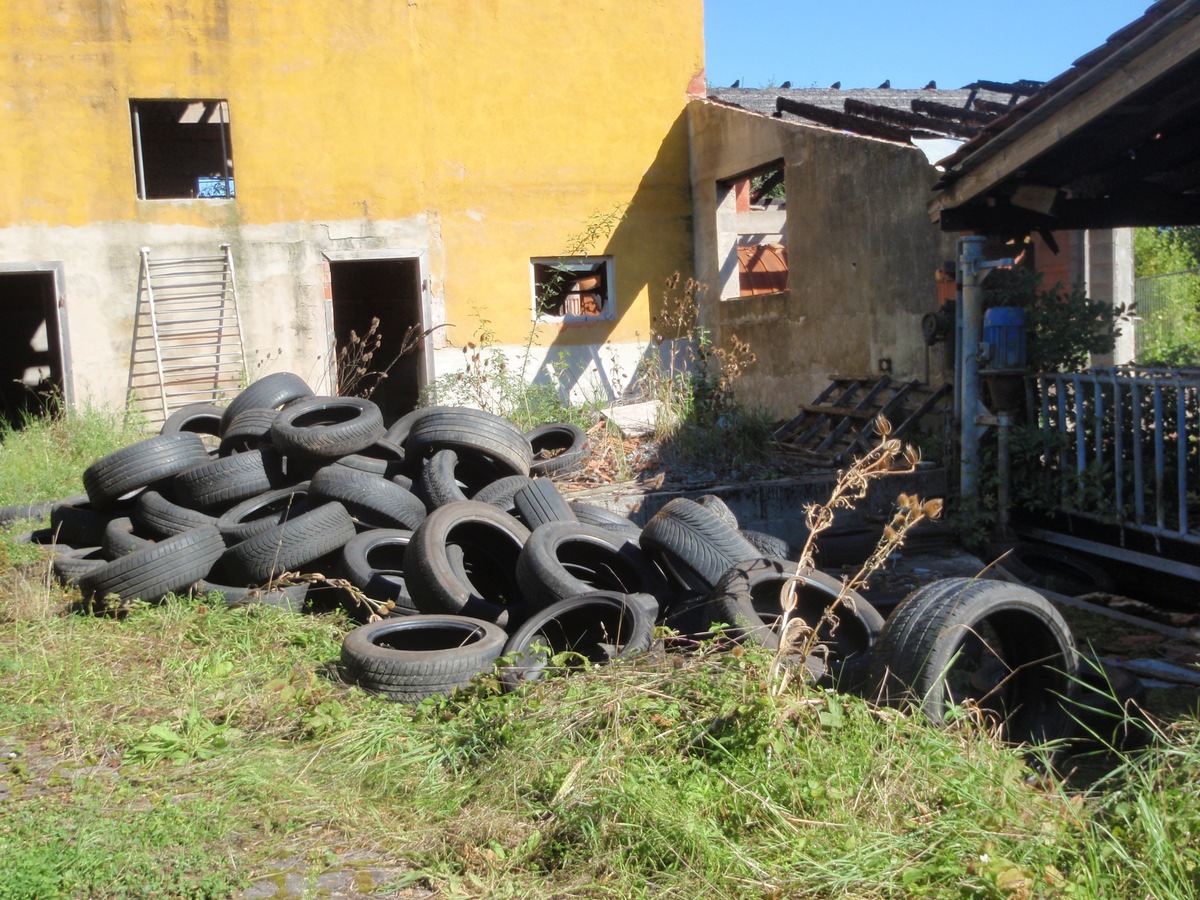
[259, 570, 395, 621]
[772, 415, 943, 693]
[337, 318, 442, 399]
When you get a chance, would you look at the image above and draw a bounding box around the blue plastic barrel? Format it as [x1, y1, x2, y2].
[983, 306, 1027, 369]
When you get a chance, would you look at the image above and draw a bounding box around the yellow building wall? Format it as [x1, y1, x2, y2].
[0, 1, 703, 409]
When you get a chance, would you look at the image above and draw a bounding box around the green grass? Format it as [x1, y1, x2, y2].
[0, 405, 147, 506]
[2, 574, 1198, 898]
[3, 406, 1200, 898]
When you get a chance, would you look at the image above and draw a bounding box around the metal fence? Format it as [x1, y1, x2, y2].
[1133, 268, 1200, 359]
[1028, 367, 1200, 549]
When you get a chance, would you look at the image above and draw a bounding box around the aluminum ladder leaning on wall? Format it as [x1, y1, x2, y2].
[125, 244, 247, 427]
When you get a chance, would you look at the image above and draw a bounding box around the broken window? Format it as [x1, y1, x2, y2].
[130, 100, 235, 200]
[715, 161, 788, 299]
[531, 256, 615, 320]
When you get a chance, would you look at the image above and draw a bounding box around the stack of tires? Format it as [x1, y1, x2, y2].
[11, 371, 1083, 745]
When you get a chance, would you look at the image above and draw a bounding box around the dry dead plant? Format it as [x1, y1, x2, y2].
[336, 319, 443, 399]
[772, 415, 943, 693]
[258, 570, 395, 621]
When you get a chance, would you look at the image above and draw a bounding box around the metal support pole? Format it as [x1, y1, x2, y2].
[996, 410, 1012, 539]
[959, 236, 986, 501]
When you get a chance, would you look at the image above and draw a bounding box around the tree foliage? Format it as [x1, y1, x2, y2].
[1134, 226, 1200, 277]
[1133, 227, 1200, 366]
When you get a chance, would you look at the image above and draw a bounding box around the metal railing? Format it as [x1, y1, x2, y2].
[1028, 367, 1200, 548]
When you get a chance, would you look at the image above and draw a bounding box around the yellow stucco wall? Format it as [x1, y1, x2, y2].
[1, 1, 703, 409]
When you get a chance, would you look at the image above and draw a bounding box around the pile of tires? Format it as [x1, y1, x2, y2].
[9, 372, 1083, 744]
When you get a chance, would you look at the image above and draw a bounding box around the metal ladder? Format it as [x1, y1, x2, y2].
[125, 244, 247, 426]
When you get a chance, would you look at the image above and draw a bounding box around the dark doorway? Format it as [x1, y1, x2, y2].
[0, 272, 65, 427]
[328, 258, 424, 422]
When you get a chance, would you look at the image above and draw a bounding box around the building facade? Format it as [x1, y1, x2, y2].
[0, 1, 704, 423]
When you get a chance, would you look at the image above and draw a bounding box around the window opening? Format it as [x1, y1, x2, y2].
[716, 161, 788, 299]
[130, 99, 235, 200]
[531, 256, 615, 320]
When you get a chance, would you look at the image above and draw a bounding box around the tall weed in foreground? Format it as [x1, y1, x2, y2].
[776, 416, 942, 687]
[0, 404, 146, 505]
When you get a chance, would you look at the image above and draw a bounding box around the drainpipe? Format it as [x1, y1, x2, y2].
[959, 236, 986, 501]
[996, 410, 1012, 538]
[958, 236, 1012, 503]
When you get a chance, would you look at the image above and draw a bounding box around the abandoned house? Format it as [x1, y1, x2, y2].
[692, 83, 1136, 419]
[0, 1, 704, 426]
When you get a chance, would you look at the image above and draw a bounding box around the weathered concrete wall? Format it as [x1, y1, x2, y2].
[688, 100, 957, 420]
[1, 1, 703, 414]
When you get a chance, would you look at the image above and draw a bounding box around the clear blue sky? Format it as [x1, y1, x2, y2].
[704, 1, 1150, 91]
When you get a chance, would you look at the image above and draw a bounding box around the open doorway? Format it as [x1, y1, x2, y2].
[328, 257, 424, 422]
[0, 270, 66, 427]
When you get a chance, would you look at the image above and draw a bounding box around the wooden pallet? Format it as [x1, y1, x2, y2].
[772, 375, 950, 464]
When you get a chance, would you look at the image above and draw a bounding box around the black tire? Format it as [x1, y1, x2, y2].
[160, 403, 224, 438]
[270, 396, 385, 461]
[705, 558, 884, 690]
[309, 465, 426, 530]
[216, 483, 311, 543]
[526, 422, 589, 477]
[1060, 653, 1150, 750]
[869, 577, 1078, 744]
[219, 408, 279, 456]
[50, 497, 122, 547]
[384, 406, 445, 449]
[413, 449, 470, 510]
[639, 497, 761, 593]
[77, 525, 226, 605]
[335, 438, 407, 479]
[339, 528, 418, 615]
[499, 591, 657, 690]
[52, 546, 107, 586]
[101, 516, 155, 559]
[473, 475, 533, 513]
[0, 498, 61, 525]
[173, 447, 292, 513]
[340, 615, 508, 702]
[741, 529, 798, 561]
[405, 407, 533, 478]
[193, 579, 309, 613]
[82, 432, 211, 509]
[569, 501, 642, 540]
[1001, 544, 1115, 597]
[696, 494, 738, 528]
[133, 490, 219, 538]
[657, 590, 713, 637]
[403, 500, 531, 627]
[219, 501, 357, 585]
[219, 371, 313, 436]
[516, 521, 668, 611]
[512, 477, 577, 529]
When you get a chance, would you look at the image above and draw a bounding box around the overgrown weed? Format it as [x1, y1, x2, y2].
[0, 404, 145, 505]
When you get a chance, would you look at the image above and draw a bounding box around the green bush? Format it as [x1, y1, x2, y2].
[982, 267, 1123, 373]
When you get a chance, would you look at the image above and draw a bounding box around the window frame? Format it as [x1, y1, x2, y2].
[715, 160, 789, 301]
[130, 99, 235, 201]
[530, 255, 616, 323]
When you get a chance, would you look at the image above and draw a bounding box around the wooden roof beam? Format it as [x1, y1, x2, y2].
[775, 96, 914, 143]
[843, 98, 980, 138]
